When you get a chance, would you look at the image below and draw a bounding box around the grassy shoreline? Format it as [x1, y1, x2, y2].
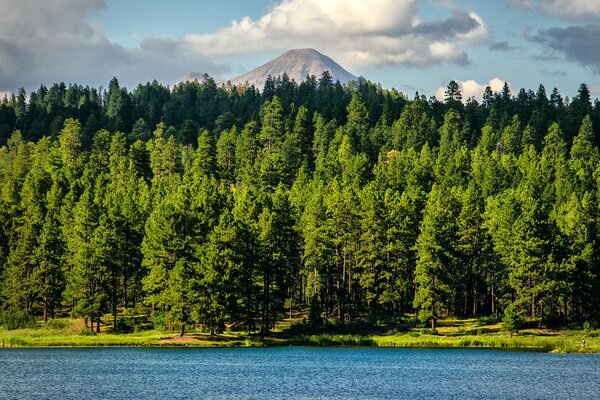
[1, 321, 598, 353]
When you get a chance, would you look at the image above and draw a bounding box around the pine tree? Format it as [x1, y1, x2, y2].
[65, 188, 108, 331]
[32, 175, 65, 322]
[414, 184, 461, 328]
[216, 126, 237, 183]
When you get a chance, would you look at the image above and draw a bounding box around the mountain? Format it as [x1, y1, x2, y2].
[177, 49, 356, 90]
[175, 72, 224, 86]
[230, 49, 356, 89]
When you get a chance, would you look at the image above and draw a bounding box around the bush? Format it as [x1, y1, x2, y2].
[420, 328, 439, 335]
[151, 311, 168, 332]
[45, 319, 68, 330]
[477, 315, 500, 326]
[115, 318, 135, 333]
[502, 305, 522, 335]
[112, 309, 139, 333]
[79, 328, 93, 336]
[308, 296, 322, 328]
[0, 310, 37, 330]
[396, 315, 418, 333]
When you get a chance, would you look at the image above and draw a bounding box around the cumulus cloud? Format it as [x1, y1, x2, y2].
[533, 24, 600, 74]
[434, 78, 509, 102]
[0, 0, 491, 92]
[0, 0, 224, 92]
[510, 0, 600, 21]
[181, 0, 488, 68]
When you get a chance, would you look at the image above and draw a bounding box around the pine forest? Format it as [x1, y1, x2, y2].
[1, 74, 600, 335]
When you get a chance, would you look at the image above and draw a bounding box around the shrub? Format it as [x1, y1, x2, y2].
[151, 311, 168, 332]
[115, 318, 135, 333]
[308, 295, 322, 328]
[0, 310, 37, 330]
[79, 328, 93, 336]
[45, 319, 68, 330]
[477, 315, 500, 326]
[583, 321, 596, 333]
[502, 305, 523, 335]
[396, 315, 418, 333]
[420, 328, 439, 335]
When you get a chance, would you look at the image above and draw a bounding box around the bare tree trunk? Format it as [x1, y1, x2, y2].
[113, 296, 117, 332]
[491, 284, 496, 316]
[43, 298, 48, 323]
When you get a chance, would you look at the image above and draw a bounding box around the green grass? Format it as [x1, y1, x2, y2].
[0, 318, 256, 348]
[1, 316, 599, 353]
[283, 332, 599, 353]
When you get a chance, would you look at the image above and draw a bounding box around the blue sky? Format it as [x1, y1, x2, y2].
[1, 0, 599, 99]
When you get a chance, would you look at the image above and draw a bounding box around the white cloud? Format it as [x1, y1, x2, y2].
[510, 0, 600, 21]
[0, 0, 491, 91]
[0, 0, 224, 92]
[181, 0, 488, 68]
[590, 85, 600, 97]
[435, 78, 509, 102]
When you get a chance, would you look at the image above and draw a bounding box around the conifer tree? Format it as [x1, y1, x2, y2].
[414, 184, 461, 328]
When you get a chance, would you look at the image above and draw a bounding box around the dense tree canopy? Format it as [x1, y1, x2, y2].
[1, 76, 600, 333]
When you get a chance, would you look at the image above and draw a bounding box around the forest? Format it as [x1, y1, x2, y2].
[1, 72, 600, 335]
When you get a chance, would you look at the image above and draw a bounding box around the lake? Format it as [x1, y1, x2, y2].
[1, 347, 599, 399]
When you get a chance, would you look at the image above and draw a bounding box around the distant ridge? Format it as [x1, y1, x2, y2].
[177, 49, 356, 90]
[176, 72, 223, 86]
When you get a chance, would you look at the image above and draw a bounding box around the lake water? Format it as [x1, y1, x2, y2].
[1, 347, 599, 399]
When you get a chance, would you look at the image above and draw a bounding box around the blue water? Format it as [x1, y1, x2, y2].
[0, 347, 599, 399]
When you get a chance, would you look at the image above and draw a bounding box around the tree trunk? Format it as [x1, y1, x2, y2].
[113, 296, 117, 332]
[180, 323, 185, 337]
[431, 318, 436, 330]
[289, 285, 293, 320]
[43, 298, 48, 323]
[491, 284, 496, 316]
[123, 277, 128, 309]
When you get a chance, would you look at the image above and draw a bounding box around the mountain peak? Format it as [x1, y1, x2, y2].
[229, 49, 356, 90]
[283, 48, 320, 55]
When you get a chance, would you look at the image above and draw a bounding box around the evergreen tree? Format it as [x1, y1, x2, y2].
[414, 184, 461, 328]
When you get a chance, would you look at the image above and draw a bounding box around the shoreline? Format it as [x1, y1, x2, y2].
[1, 332, 597, 353]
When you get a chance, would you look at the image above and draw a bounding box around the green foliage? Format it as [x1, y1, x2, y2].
[413, 184, 461, 327]
[477, 315, 500, 326]
[308, 295, 322, 327]
[0, 76, 600, 335]
[420, 328, 439, 335]
[0, 309, 37, 330]
[502, 305, 523, 334]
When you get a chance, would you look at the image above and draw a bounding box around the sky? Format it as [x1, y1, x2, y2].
[1, 0, 599, 100]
